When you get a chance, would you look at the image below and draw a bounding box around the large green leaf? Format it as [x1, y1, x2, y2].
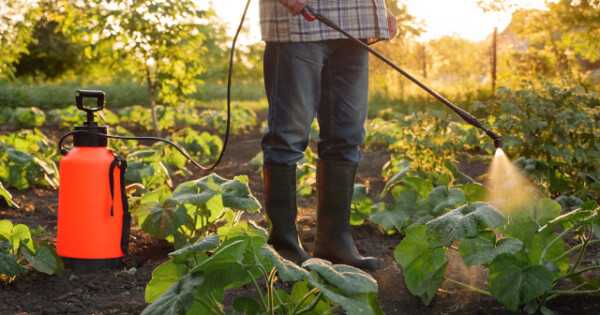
[141, 273, 205, 315]
[174, 174, 260, 212]
[261, 245, 309, 282]
[426, 186, 466, 215]
[141, 202, 189, 239]
[427, 203, 505, 244]
[20, 245, 60, 275]
[460, 183, 487, 203]
[0, 221, 34, 254]
[306, 274, 382, 315]
[459, 231, 523, 266]
[302, 258, 378, 296]
[145, 260, 190, 303]
[0, 252, 26, 276]
[394, 224, 448, 305]
[168, 234, 220, 261]
[488, 254, 554, 311]
[369, 202, 410, 232]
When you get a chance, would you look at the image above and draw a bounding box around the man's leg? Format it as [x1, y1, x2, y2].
[262, 41, 330, 264]
[314, 40, 381, 270]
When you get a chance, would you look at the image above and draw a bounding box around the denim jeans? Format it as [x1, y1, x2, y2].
[262, 40, 369, 165]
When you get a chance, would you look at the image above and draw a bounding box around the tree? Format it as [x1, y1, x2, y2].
[0, 0, 37, 79]
[66, 0, 212, 133]
[14, 19, 82, 79]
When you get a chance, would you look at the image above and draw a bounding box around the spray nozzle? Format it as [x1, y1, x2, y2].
[76, 89, 105, 126]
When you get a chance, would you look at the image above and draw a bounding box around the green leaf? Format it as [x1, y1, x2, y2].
[460, 183, 488, 202]
[145, 260, 190, 303]
[459, 232, 523, 266]
[168, 234, 219, 261]
[427, 203, 505, 244]
[402, 176, 433, 199]
[141, 203, 188, 240]
[302, 258, 378, 295]
[369, 203, 410, 233]
[0, 182, 17, 208]
[394, 225, 448, 305]
[0, 252, 26, 276]
[141, 273, 205, 315]
[427, 186, 466, 215]
[0, 220, 13, 240]
[380, 162, 410, 197]
[306, 274, 382, 315]
[233, 297, 261, 314]
[174, 174, 260, 213]
[261, 245, 309, 282]
[20, 245, 60, 275]
[488, 254, 554, 311]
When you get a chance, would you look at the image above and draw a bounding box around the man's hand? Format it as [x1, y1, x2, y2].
[278, 0, 307, 15]
[387, 12, 398, 39]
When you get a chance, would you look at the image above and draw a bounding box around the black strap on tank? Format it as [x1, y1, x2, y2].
[108, 155, 131, 255]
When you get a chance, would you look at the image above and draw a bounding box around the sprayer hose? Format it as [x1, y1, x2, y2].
[58, 0, 253, 172]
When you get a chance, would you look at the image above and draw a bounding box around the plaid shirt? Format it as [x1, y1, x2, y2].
[259, 0, 390, 42]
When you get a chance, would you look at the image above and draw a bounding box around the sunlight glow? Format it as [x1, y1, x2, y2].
[207, 0, 551, 44]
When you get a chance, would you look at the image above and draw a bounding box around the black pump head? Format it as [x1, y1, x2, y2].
[76, 89, 105, 126]
[73, 90, 108, 147]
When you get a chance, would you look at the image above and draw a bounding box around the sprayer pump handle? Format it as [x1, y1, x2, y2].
[76, 89, 105, 112]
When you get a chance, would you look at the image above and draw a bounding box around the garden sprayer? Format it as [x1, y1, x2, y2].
[54, 1, 251, 269]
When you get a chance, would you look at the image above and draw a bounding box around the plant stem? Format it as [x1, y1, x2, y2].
[267, 268, 277, 315]
[569, 229, 591, 274]
[549, 287, 600, 296]
[291, 288, 321, 315]
[561, 265, 600, 280]
[444, 277, 492, 296]
[297, 292, 324, 315]
[540, 225, 574, 264]
[552, 240, 600, 263]
[246, 269, 268, 311]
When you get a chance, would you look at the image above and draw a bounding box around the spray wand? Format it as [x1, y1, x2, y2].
[301, 6, 503, 149]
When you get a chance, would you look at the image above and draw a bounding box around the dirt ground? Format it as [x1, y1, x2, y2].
[1, 122, 599, 315]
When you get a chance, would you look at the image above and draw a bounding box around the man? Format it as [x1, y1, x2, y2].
[260, 0, 397, 271]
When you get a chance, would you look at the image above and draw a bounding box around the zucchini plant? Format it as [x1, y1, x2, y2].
[132, 174, 261, 249]
[142, 225, 383, 315]
[0, 220, 62, 280]
[394, 196, 600, 313]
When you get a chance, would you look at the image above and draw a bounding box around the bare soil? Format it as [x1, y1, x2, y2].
[1, 120, 599, 315]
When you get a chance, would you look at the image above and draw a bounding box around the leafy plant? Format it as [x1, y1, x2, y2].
[369, 167, 487, 234]
[487, 84, 600, 199]
[170, 129, 223, 166]
[133, 174, 261, 248]
[142, 225, 383, 315]
[126, 149, 173, 191]
[0, 220, 62, 279]
[0, 142, 59, 190]
[47, 106, 119, 128]
[16, 107, 47, 128]
[0, 182, 18, 208]
[394, 196, 600, 313]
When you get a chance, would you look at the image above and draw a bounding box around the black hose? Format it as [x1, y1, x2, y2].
[58, 0, 254, 171]
[302, 6, 503, 149]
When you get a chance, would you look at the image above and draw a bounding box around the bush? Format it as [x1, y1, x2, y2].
[485, 84, 600, 199]
[0, 80, 149, 110]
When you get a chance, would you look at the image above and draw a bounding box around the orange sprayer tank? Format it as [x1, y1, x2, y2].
[56, 90, 130, 269]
